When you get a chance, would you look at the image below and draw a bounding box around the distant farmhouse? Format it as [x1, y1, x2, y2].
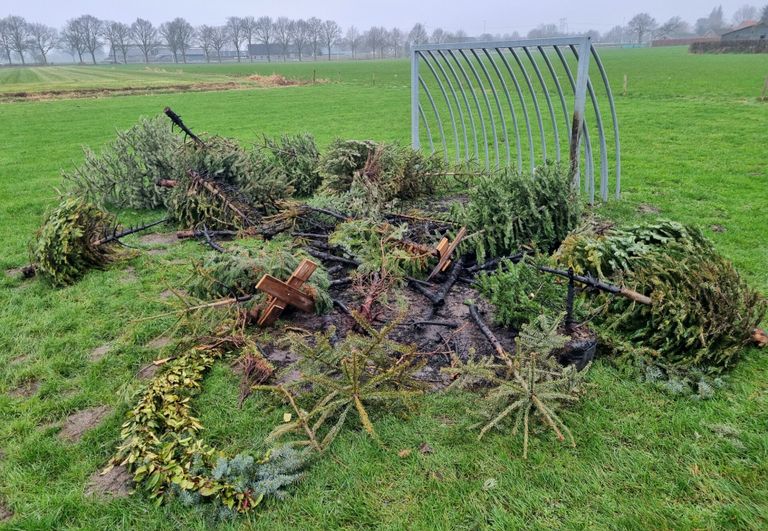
[721, 21, 768, 41]
[689, 21, 768, 53]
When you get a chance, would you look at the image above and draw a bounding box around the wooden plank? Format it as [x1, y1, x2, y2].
[256, 275, 316, 313]
[428, 227, 467, 280]
[257, 259, 318, 326]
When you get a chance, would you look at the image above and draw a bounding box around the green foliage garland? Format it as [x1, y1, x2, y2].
[109, 336, 307, 514]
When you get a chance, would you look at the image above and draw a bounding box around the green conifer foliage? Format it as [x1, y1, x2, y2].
[187, 239, 332, 314]
[30, 197, 122, 286]
[257, 313, 427, 450]
[556, 220, 767, 370]
[444, 314, 589, 458]
[256, 133, 322, 197]
[319, 139, 446, 216]
[63, 115, 181, 209]
[451, 163, 581, 262]
[476, 256, 577, 329]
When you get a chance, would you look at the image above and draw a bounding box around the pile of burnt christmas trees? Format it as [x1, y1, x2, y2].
[24, 108, 767, 395]
[18, 109, 767, 513]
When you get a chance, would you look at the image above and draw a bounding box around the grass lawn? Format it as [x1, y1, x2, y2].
[0, 46, 767, 529]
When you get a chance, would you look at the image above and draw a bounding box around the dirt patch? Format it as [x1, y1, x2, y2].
[85, 464, 132, 499]
[147, 336, 172, 349]
[0, 501, 12, 522]
[90, 344, 112, 362]
[159, 288, 188, 300]
[10, 354, 29, 366]
[0, 81, 256, 102]
[247, 74, 320, 87]
[138, 232, 179, 246]
[120, 267, 138, 284]
[9, 379, 40, 399]
[711, 224, 726, 233]
[137, 363, 160, 380]
[637, 203, 661, 214]
[5, 267, 23, 278]
[58, 405, 112, 442]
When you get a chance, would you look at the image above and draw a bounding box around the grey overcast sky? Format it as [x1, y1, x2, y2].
[2, 1, 759, 33]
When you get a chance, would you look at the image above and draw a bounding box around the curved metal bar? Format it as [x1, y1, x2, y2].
[492, 48, 533, 170]
[590, 46, 621, 198]
[428, 50, 470, 161]
[447, 49, 490, 169]
[553, 45, 595, 202]
[418, 104, 435, 153]
[569, 44, 608, 202]
[510, 48, 547, 163]
[418, 51, 460, 162]
[418, 76, 449, 160]
[438, 49, 479, 163]
[473, 48, 512, 166]
[484, 49, 523, 168]
[525, 47, 560, 162]
[537, 46, 571, 139]
[458, 49, 500, 167]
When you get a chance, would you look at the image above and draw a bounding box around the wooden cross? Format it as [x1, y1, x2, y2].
[428, 226, 467, 280]
[256, 259, 318, 326]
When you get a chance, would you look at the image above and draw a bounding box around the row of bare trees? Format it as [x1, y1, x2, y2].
[3, 5, 768, 65]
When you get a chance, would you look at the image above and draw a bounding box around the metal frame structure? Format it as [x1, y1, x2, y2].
[411, 36, 620, 202]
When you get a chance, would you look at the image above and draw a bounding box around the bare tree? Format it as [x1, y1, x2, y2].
[160, 18, 195, 64]
[627, 13, 657, 44]
[254, 16, 273, 62]
[198, 25, 214, 63]
[103, 21, 131, 64]
[226, 16, 244, 62]
[307, 17, 322, 60]
[345, 26, 360, 58]
[762, 4, 768, 23]
[241, 16, 256, 61]
[389, 27, 404, 57]
[62, 19, 85, 63]
[28, 22, 57, 65]
[0, 18, 14, 64]
[159, 20, 178, 63]
[131, 18, 157, 63]
[656, 16, 690, 38]
[732, 5, 758, 24]
[366, 26, 388, 58]
[321, 20, 341, 60]
[527, 24, 560, 39]
[696, 6, 726, 35]
[274, 17, 291, 61]
[430, 27, 446, 44]
[4, 15, 30, 65]
[211, 26, 228, 63]
[290, 19, 310, 61]
[408, 23, 428, 46]
[72, 15, 104, 64]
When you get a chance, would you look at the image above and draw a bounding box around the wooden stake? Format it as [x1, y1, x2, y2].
[428, 227, 467, 280]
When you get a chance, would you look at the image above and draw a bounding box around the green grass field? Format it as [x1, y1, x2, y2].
[1, 47, 767, 529]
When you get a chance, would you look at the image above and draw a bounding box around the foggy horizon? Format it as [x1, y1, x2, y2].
[2, 0, 761, 35]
